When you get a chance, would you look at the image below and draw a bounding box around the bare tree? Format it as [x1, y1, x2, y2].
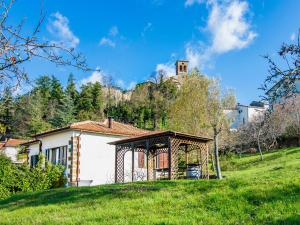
[0, 0, 93, 91]
[206, 78, 236, 179]
[246, 114, 265, 160]
[261, 29, 300, 103]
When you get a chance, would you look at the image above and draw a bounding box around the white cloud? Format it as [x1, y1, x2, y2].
[185, 43, 211, 70]
[290, 32, 296, 41]
[141, 22, 153, 37]
[184, 0, 257, 69]
[99, 37, 116, 48]
[208, 0, 257, 54]
[47, 12, 79, 48]
[80, 68, 105, 85]
[116, 79, 125, 88]
[116, 79, 137, 90]
[99, 26, 119, 48]
[128, 81, 137, 90]
[156, 62, 175, 77]
[109, 26, 119, 36]
[185, 0, 204, 7]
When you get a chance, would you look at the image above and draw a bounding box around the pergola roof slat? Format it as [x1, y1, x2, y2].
[108, 131, 212, 146]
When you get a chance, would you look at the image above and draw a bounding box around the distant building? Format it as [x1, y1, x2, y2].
[0, 138, 25, 164]
[225, 102, 268, 130]
[169, 60, 189, 85]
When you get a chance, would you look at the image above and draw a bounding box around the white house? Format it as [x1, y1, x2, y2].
[22, 118, 152, 186]
[0, 138, 25, 164]
[225, 102, 268, 130]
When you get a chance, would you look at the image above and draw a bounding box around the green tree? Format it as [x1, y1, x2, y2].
[28, 92, 52, 135]
[12, 94, 32, 138]
[92, 82, 104, 120]
[0, 88, 14, 138]
[50, 76, 64, 103]
[65, 73, 79, 105]
[49, 94, 76, 128]
[167, 70, 210, 135]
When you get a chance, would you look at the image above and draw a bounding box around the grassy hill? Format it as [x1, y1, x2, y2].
[0, 148, 299, 225]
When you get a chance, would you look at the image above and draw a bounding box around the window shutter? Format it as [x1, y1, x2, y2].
[138, 152, 144, 168]
[163, 153, 168, 168]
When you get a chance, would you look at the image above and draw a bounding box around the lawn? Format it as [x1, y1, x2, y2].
[0, 148, 299, 225]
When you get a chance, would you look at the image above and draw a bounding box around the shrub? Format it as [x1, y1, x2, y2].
[0, 153, 66, 200]
[0, 185, 10, 199]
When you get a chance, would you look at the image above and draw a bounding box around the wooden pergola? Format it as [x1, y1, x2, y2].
[109, 131, 212, 183]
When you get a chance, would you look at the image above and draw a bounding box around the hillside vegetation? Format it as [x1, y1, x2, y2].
[0, 148, 299, 225]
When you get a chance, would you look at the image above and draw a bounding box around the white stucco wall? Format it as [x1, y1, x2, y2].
[227, 105, 267, 129]
[28, 142, 40, 162]
[78, 132, 123, 185]
[2, 146, 19, 163]
[248, 107, 265, 123]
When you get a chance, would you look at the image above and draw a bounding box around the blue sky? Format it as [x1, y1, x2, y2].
[10, 0, 300, 104]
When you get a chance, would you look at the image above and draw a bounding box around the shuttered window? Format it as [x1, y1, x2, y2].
[45, 146, 67, 166]
[156, 153, 168, 169]
[30, 155, 39, 168]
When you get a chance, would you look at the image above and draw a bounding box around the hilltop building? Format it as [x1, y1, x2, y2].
[169, 60, 189, 85]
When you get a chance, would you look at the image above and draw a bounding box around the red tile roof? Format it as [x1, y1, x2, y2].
[33, 119, 153, 137]
[0, 139, 25, 148]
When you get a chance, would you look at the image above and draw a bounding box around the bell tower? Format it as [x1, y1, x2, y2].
[175, 60, 189, 76]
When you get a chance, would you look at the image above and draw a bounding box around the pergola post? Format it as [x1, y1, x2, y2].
[115, 145, 126, 183]
[185, 144, 188, 178]
[131, 143, 134, 182]
[146, 139, 149, 181]
[168, 137, 171, 180]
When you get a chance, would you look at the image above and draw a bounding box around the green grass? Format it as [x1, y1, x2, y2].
[0, 148, 299, 225]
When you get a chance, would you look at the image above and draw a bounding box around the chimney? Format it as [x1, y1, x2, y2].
[108, 116, 113, 129]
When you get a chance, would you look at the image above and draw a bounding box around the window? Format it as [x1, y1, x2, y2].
[51, 148, 57, 164]
[179, 65, 183, 72]
[156, 153, 168, 169]
[30, 155, 39, 168]
[183, 65, 187, 72]
[58, 146, 67, 165]
[45, 146, 67, 166]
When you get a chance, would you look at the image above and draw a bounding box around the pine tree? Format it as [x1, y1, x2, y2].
[50, 76, 64, 103]
[28, 92, 52, 135]
[0, 88, 14, 138]
[66, 73, 79, 104]
[77, 83, 94, 120]
[49, 93, 76, 127]
[92, 82, 104, 119]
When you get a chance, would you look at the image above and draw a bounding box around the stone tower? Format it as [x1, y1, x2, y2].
[175, 60, 189, 76]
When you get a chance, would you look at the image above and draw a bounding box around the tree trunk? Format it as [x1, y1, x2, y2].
[210, 150, 215, 172]
[257, 130, 263, 161]
[213, 132, 222, 179]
